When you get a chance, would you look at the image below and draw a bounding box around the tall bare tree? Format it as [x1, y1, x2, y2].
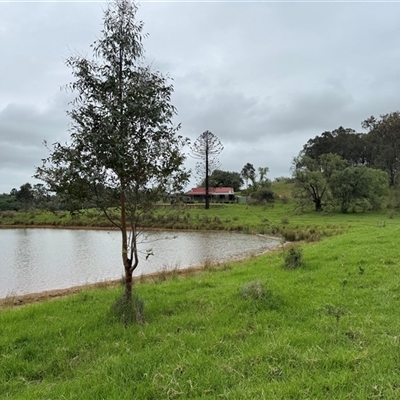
[190, 130, 223, 209]
[35, 0, 189, 310]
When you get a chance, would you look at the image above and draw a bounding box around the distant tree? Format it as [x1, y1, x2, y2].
[302, 127, 370, 165]
[292, 153, 348, 212]
[16, 183, 34, 210]
[0, 192, 18, 211]
[32, 183, 50, 209]
[241, 165, 270, 193]
[241, 163, 255, 189]
[255, 167, 270, 189]
[200, 169, 243, 192]
[190, 130, 224, 209]
[362, 112, 400, 186]
[35, 0, 189, 309]
[330, 165, 388, 213]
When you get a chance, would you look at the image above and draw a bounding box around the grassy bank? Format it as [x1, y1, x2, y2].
[0, 199, 363, 242]
[1, 207, 400, 398]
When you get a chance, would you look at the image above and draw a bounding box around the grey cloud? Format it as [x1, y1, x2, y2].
[266, 88, 355, 135]
[2, 1, 400, 192]
[0, 93, 71, 192]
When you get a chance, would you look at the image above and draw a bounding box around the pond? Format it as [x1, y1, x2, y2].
[0, 228, 281, 299]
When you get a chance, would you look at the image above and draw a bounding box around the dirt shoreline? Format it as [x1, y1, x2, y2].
[0, 263, 222, 308]
[0, 238, 286, 309]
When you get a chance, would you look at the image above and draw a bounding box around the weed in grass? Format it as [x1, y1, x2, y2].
[220, 263, 232, 271]
[155, 267, 169, 282]
[388, 210, 396, 219]
[203, 259, 216, 271]
[378, 221, 386, 228]
[325, 303, 346, 330]
[281, 216, 290, 225]
[283, 246, 304, 269]
[280, 195, 289, 204]
[268, 365, 284, 381]
[110, 291, 144, 325]
[240, 280, 282, 313]
[240, 280, 267, 300]
[281, 229, 297, 242]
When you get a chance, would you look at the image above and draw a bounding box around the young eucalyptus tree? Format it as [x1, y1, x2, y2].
[35, 0, 189, 304]
[190, 130, 223, 209]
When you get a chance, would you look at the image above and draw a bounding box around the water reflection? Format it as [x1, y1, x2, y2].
[0, 228, 280, 298]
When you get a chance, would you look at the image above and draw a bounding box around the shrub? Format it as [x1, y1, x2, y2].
[240, 280, 268, 300]
[388, 210, 396, 219]
[250, 188, 276, 204]
[283, 246, 304, 270]
[110, 291, 145, 325]
[280, 195, 289, 204]
[281, 216, 289, 225]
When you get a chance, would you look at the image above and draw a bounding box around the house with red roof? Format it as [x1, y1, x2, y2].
[185, 187, 236, 204]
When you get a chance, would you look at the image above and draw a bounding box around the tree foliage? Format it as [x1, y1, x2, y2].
[190, 130, 223, 209]
[330, 165, 388, 213]
[292, 153, 388, 213]
[241, 163, 256, 189]
[292, 153, 348, 212]
[200, 169, 243, 192]
[302, 127, 370, 166]
[35, 0, 189, 306]
[15, 183, 34, 210]
[362, 112, 400, 186]
[240, 163, 270, 193]
[302, 113, 400, 188]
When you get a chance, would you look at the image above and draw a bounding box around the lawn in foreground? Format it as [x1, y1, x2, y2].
[1, 211, 400, 399]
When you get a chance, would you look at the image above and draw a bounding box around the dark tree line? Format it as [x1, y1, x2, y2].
[0, 182, 103, 212]
[200, 169, 243, 192]
[302, 112, 400, 186]
[1, 183, 55, 211]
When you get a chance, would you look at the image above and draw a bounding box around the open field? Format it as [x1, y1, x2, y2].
[1, 198, 400, 398]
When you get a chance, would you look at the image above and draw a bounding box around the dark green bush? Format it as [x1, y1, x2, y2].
[283, 246, 304, 270]
[250, 188, 276, 204]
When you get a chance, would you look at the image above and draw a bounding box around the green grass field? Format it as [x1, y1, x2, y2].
[1, 195, 400, 398]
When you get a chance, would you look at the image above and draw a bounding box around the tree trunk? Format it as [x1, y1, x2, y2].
[314, 198, 322, 212]
[120, 184, 133, 301]
[205, 142, 210, 210]
[124, 268, 133, 301]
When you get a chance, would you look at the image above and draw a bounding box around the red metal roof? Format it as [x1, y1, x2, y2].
[186, 187, 234, 195]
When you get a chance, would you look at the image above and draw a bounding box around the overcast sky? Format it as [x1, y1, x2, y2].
[1, 0, 400, 194]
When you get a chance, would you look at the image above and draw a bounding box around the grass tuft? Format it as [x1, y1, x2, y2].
[240, 280, 268, 300]
[109, 291, 145, 325]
